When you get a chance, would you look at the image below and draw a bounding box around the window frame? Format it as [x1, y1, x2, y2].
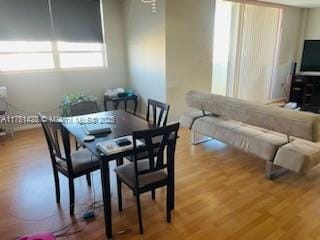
[0, 40, 107, 74]
[55, 41, 106, 70]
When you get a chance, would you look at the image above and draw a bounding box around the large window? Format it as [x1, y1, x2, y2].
[0, 0, 104, 72]
[0, 41, 105, 72]
[0, 41, 54, 71]
[57, 42, 104, 69]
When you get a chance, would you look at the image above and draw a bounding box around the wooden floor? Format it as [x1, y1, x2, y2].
[2, 128, 320, 240]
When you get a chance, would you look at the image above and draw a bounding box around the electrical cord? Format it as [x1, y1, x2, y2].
[52, 215, 88, 239]
[8, 192, 94, 222]
[11, 155, 104, 239]
[11, 180, 102, 239]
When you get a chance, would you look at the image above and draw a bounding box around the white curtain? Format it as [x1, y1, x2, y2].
[234, 4, 280, 102]
[212, 2, 281, 102]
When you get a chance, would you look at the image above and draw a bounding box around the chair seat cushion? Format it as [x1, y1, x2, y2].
[114, 159, 167, 188]
[193, 116, 289, 161]
[57, 149, 100, 174]
[274, 139, 320, 174]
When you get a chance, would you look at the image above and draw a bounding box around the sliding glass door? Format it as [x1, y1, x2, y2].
[235, 4, 281, 102]
[212, 1, 281, 103]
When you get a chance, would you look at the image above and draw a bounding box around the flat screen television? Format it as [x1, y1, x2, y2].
[301, 40, 320, 72]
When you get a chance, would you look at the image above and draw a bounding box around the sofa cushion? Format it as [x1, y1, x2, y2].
[274, 139, 320, 174]
[193, 116, 289, 161]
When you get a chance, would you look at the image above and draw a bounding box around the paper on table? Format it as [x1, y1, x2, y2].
[97, 135, 144, 155]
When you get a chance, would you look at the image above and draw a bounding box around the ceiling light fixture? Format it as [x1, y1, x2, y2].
[141, 0, 157, 14]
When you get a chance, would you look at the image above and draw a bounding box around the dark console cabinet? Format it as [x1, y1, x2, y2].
[290, 75, 320, 113]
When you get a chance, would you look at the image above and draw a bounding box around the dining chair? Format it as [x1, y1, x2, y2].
[38, 113, 100, 216]
[70, 100, 99, 150]
[127, 99, 170, 199]
[146, 99, 170, 127]
[128, 99, 170, 160]
[114, 122, 180, 234]
[69, 100, 99, 117]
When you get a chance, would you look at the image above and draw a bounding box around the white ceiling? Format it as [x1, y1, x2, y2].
[258, 0, 320, 8]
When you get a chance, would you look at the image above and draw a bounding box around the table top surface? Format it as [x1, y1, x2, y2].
[62, 110, 153, 160]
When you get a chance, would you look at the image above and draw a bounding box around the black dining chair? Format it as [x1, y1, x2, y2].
[114, 122, 180, 234]
[146, 99, 170, 127]
[69, 100, 99, 117]
[128, 99, 170, 159]
[70, 100, 99, 150]
[38, 113, 100, 216]
[126, 99, 170, 199]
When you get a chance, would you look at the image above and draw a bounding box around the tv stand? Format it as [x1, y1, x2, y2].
[289, 74, 320, 113]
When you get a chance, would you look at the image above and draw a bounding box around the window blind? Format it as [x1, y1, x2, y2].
[51, 0, 103, 43]
[0, 0, 53, 41]
[0, 0, 103, 43]
[236, 4, 280, 102]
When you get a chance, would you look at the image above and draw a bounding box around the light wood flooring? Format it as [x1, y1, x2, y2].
[1, 127, 320, 240]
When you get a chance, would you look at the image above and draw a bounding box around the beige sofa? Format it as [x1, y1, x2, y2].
[180, 91, 320, 179]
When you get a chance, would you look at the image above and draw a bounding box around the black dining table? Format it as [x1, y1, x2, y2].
[62, 110, 155, 239]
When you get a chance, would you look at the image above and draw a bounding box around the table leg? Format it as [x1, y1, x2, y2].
[171, 149, 175, 210]
[104, 99, 108, 111]
[100, 160, 113, 239]
[124, 101, 128, 113]
[113, 101, 119, 110]
[133, 98, 138, 116]
[168, 143, 175, 210]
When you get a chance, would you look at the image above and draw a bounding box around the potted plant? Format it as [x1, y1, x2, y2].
[60, 92, 97, 117]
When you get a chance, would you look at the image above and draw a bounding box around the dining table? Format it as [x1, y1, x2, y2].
[62, 110, 159, 239]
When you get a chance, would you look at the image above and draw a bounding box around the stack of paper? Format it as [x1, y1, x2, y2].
[97, 136, 144, 155]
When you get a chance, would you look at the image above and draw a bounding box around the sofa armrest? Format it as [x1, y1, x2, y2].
[274, 139, 320, 174]
[179, 111, 205, 129]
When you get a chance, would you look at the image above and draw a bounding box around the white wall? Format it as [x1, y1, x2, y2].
[166, 0, 214, 120]
[122, 0, 166, 115]
[271, 6, 302, 100]
[305, 8, 320, 39]
[294, 8, 320, 75]
[123, 0, 214, 120]
[0, 0, 128, 127]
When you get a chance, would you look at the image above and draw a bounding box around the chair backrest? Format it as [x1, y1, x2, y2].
[132, 122, 180, 188]
[146, 99, 170, 127]
[70, 100, 99, 116]
[38, 113, 73, 173]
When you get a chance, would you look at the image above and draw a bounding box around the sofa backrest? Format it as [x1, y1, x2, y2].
[186, 91, 320, 142]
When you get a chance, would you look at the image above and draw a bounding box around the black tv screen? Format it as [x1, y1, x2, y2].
[301, 40, 320, 72]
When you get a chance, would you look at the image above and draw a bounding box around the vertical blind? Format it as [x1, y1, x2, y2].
[0, 0, 103, 42]
[234, 4, 280, 102]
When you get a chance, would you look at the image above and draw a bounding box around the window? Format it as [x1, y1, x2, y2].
[0, 0, 104, 72]
[0, 41, 54, 71]
[57, 42, 104, 69]
[0, 41, 105, 72]
[212, 1, 282, 102]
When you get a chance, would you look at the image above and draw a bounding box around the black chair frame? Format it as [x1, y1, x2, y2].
[38, 113, 100, 215]
[146, 99, 170, 127]
[116, 122, 179, 234]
